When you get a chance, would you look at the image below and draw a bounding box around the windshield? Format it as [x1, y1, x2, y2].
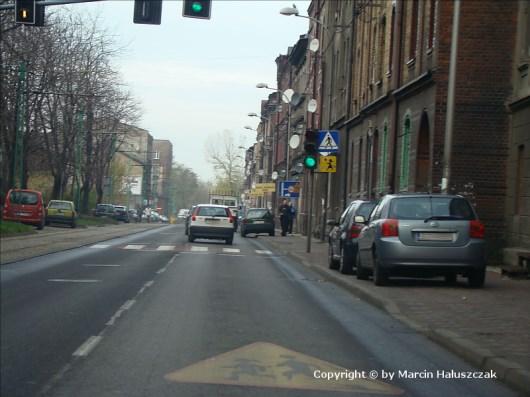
[389, 197, 476, 220]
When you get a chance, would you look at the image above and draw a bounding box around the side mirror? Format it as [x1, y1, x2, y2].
[354, 215, 366, 224]
[326, 219, 338, 226]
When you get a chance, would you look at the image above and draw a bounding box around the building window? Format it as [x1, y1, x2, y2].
[379, 123, 389, 191]
[409, 0, 419, 60]
[378, 15, 386, 81]
[358, 138, 363, 192]
[388, 5, 396, 75]
[399, 116, 411, 191]
[428, 0, 436, 50]
[515, 145, 525, 215]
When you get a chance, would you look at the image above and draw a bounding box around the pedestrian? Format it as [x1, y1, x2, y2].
[278, 199, 290, 236]
[288, 201, 296, 234]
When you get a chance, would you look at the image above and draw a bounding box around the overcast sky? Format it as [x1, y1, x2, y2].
[73, 0, 310, 182]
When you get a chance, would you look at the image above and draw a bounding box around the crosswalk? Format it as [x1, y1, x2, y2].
[88, 243, 274, 256]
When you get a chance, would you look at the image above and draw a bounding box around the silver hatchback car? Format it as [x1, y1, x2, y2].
[356, 194, 486, 288]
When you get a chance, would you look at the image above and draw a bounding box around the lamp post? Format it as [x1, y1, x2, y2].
[256, 83, 292, 180]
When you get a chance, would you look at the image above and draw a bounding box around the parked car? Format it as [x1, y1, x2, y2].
[94, 204, 115, 217]
[240, 208, 275, 237]
[113, 205, 130, 223]
[356, 194, 487, 288]
[46, 200, 77, 228]
[128, 209, 139, 222]
[159, 215, 169, 223]
[188, 204, 235, 245]
[2, 189, 46, 230]
[150, 210, 161, 222]
[184, 205, 196, 235]
[328, 200, 377, 274]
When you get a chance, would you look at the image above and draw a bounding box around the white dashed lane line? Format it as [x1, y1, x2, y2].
[72, 336, 102, 357]
[82, 264, 120, 268]
[123, 245, 146, 250]
[90, 244, 111, 249]
[48, 279, 101, 283]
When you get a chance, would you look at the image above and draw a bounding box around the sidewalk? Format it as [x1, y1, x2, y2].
[259, 232, 530, 396]
[0, 223, 167, 264]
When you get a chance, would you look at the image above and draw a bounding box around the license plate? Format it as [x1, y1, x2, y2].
[16, 212, 31, 217]
[254, 220, 265, 224]
[205, 219, 219, 224]
[417, 232, 454, 242]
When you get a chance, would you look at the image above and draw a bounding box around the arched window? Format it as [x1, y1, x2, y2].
[399, 116, 411, 191]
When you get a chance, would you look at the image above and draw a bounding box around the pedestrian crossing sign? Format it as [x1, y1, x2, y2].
[318, 130, 339, 154]
[318, 155, 337, 173]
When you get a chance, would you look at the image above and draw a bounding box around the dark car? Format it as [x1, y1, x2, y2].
[2, 189, 46, 230]
[356, 194, 487, 288]
[94, 204, 115, 217]
[128, 209, 139, 222]
[113, 205, 130, 223]
[328, 200, 377, 274]
[184, 205, 196, 235]
[240, 208, 275, 237]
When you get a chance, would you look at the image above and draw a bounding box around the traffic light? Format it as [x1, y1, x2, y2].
[15, 0, 44, 26]
[182, 0, 212, 19]
[303, 129, 318, 170]
[134, 0, 162, 25]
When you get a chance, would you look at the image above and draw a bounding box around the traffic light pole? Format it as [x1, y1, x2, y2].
[306, 169, 314, 253]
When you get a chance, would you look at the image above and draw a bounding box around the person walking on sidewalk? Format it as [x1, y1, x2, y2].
[288, 201, 296, 234]
[279, 199, 290, 236]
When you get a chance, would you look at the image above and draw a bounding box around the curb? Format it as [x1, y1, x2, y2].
[263, 238, 530, 397]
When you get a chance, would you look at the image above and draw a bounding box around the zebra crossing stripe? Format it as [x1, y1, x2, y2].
[222, 248, 240, 253]
[255, 250, 273, 255]
[191, 246, 208, 252]
[157, 245, 176, 251]
[123, 245, 146, 250]
[90, 244, 110, 249]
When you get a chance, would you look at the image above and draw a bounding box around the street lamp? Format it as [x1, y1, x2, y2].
[256, 83, 293, 180]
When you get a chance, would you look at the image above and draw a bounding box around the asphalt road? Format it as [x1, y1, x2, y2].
[1, 225, 518, 397]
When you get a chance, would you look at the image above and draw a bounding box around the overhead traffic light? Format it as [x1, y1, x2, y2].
[303, 129, 318, 170]
[182, 0, 212, 19]
[15, 0, 44, 26]
[134, 0, 162, 25]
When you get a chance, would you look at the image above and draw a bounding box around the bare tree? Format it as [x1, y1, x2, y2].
[205, 130, 245, 194]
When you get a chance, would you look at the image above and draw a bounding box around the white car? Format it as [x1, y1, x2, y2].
[188, 204, 235, 245]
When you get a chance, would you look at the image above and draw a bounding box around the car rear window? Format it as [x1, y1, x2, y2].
[197, 207, 229, 217]
[48, 201, 72, 210]
[389, 197, 476, 220]
[247, 209, 270, 219]
[357, 203, 376, 219]
[9, 191, 38, 205]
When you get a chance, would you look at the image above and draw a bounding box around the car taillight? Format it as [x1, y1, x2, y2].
[381, 219, 399, 237]
[191, 216, 196, 221]
[469, 220, 485, 239]
[229, 216, 234, 224]
[349, 224, 363, 239]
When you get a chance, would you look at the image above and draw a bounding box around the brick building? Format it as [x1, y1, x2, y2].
[152, 139, 173, 216]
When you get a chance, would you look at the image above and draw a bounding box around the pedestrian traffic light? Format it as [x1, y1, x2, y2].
[133, 0, 162, 25]
[182, 0, 212, 19]
[15, 0, 44, 25]
[303, 129, 318, 170]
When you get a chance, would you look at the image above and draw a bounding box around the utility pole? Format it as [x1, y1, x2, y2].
[13, 61, 27, 188]
[74, 109, 84, 210]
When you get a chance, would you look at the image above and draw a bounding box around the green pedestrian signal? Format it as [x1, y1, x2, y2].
[183, 0, 212, 19]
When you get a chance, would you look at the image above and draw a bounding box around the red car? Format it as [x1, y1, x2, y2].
[2, 189, 46, 230]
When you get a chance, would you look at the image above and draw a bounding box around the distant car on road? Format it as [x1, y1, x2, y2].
[240, 208, 275, 237]
[177, 209, 189, 223]
[113, 205, 130, 223]
[2, 189, 46, 230]
[188, 204, 235, 245]
[328, 200, 377, 274]
[356, 194, 486, 288]
[46, 200, 77, 228]
[94, 204, 115, 218]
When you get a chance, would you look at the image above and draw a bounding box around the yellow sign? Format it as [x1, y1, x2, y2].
[319, 155, 337, 173]
[255, 183, 276, 193]
[250, 189, 264, 197]
[165, 342, 402, 394]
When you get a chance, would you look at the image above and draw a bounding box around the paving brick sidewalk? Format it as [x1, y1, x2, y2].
[257, 232, 530, 396]
[0, 223, 167, 264]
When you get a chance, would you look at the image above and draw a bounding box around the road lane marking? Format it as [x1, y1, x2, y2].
[165, 342, 403, 394]
[144, 280, 155, 288]
[123, 244, 146, 250]
[218, 254, 245, 257]
[156, 267, 167, 274]
[72, 336, 102, 357]
[167, 254, 179, 265]
[222, 248, 241, 253]
[82, 264, 120, 268]
[48, 279, 101, 283]
[256, 250, 273, 255]
[191, 246, 208, 252]
[157, 245, 176, 251]
[120, 300, 136, 311]
[90, 244, 110, 249]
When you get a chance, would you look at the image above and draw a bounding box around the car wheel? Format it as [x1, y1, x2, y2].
[269, 230, 275, 237]
[226, 237, 233, 245]
[37, 219, 45, 230]
[373, 252, 388, 286]
[45, 220, 49, 226]
[339, 247, 353, 275]
[356, 251, 369, 280]
[445, 273, 457, 284]
[241, 228, 246, 238]
[188, 233, 195, 243]
[328, 242, 340, 270]
[467, 267, 485, 288]
[71, 221, 77, 229]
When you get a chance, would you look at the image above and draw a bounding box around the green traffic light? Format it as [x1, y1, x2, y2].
[191, 2, 203, 13]
[304, 155, 317, 169]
